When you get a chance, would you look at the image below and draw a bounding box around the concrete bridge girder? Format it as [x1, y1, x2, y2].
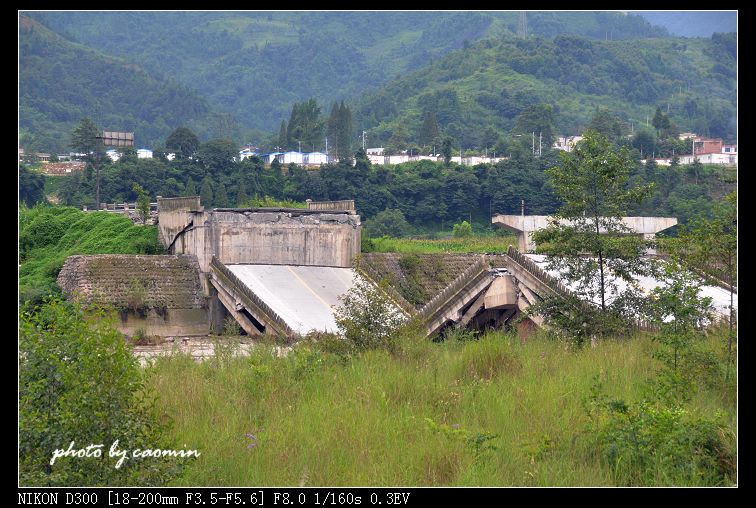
[491, 215, 678, 253]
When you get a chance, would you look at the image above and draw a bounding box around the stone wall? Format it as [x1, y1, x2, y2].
[57, 254, 209, 337]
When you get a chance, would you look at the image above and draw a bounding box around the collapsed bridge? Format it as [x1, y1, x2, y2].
[57, 199, 735, 340]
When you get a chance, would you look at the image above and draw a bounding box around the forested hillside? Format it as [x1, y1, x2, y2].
[635, 11, 736, 38]
[19, 16, 214, 153]
[356, 32, 737, 149]
[22, 11, 670, 148]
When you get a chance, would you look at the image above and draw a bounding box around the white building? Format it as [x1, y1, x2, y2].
[280, 151, 304, 165]
[239, 149, 258, 161]
[553, 135, 583, 152]
[106, 150, 121, 162]
[304, 152, 328, 166]
[137, 149, 153, 159]
[265, 152, 283, 164]
[366, 147, 384, 156]
[678, 153, 737, 165]
[387, 155, 410, 165]
[640, 158, 672, 166]
[368, 155, 387, 165]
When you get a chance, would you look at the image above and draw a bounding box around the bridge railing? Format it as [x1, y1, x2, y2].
[157, 196, 202, 212]
[505, 246, 574, 299]
[505, 246, 658, 332]
[209, 256, 293, 336]
[418, 256, 490, 320]
[306, 200, 356, 212]
[84, 202, 159, 212]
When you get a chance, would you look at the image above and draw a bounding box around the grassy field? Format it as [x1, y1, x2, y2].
[146, 329, 735, 486]
[366, 234, 519, 254]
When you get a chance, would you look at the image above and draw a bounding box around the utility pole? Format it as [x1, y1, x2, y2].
[521, 199, 525, 217]
[518, 11, 528, 37]
[532, 132, 535, 155]
[539, 131, 542, 156]
[362, 130, 366, 150]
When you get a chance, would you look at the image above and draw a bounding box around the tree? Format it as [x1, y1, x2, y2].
[278, 119, 288, 151]
[19, 166, 46, 207]
[165, 127, 199, 159]
[419, 111, 440, 147]
[677, 191, 737, 380]
[441, 137, 453, 166]
[652, 106, 671, 136]
[200, 175, 214, 206]
[70, 118, 105, 209]
[132, 183, 150, 224]
[19, 298, 184, 485]
[533, 130, 654, 336]
[589, 108, 624, 142]
[183, 177, 197, 197]
[215, 180, 229, 208]
[452, 220, 472, 237]
[363, 208, 412, 238]
[648, 259, 714, 404]
[328, 101, 352, 162]
[195, 139, 237, 176]
[632, 129, 656, 159]
[335, 274, 406, 351]
[512, 103, 556, 151]
[286, 98, 324, 152]
[235, 180, 248, 207]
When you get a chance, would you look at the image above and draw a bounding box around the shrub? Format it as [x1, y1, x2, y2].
[19, 297, 187, 486]
[334, 276, 406, 351]
[584, 377, 735, 486]
[452, 220, 472, 238]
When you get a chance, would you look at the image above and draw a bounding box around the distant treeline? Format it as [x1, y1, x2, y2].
[26, 141, 735, 232]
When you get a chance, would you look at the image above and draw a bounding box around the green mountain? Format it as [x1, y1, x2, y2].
[355, 32, 737, 148]
[19, 15, 214, 153]
[22, 11, 670, 139]
[634, 11, 736, 38]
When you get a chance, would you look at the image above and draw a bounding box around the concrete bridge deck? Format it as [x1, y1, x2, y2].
[225, 264, 358, 335]
[492, 214, 678, 252]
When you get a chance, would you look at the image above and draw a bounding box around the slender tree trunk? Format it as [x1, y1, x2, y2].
[726, 252, 734, 382]
[95, 164, 101, 211]
[595, 215, 605, 310]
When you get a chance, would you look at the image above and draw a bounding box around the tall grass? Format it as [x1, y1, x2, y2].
[366, 235, 518, 254]
[146, 330, 734, 486]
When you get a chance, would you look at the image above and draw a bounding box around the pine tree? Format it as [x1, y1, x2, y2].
[419, 112, 440, 147]
[200, 176, 214, 207]
[326, 101, 339, 156]
[278, 120, 288, 151]
[70, 118, 105, 209]
[215, 180, 229, 208]
[336, 101, 353, 161]
[184, 177, 197, 197]
[236, 180, 248, 206]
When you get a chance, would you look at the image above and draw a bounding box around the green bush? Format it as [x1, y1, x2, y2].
[452, 220, 473, 238]
[584, 377, 735, 486]
[19, 297, 188, 486]
[334, 276, 406, 352]
[19, 205, 163, 304]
